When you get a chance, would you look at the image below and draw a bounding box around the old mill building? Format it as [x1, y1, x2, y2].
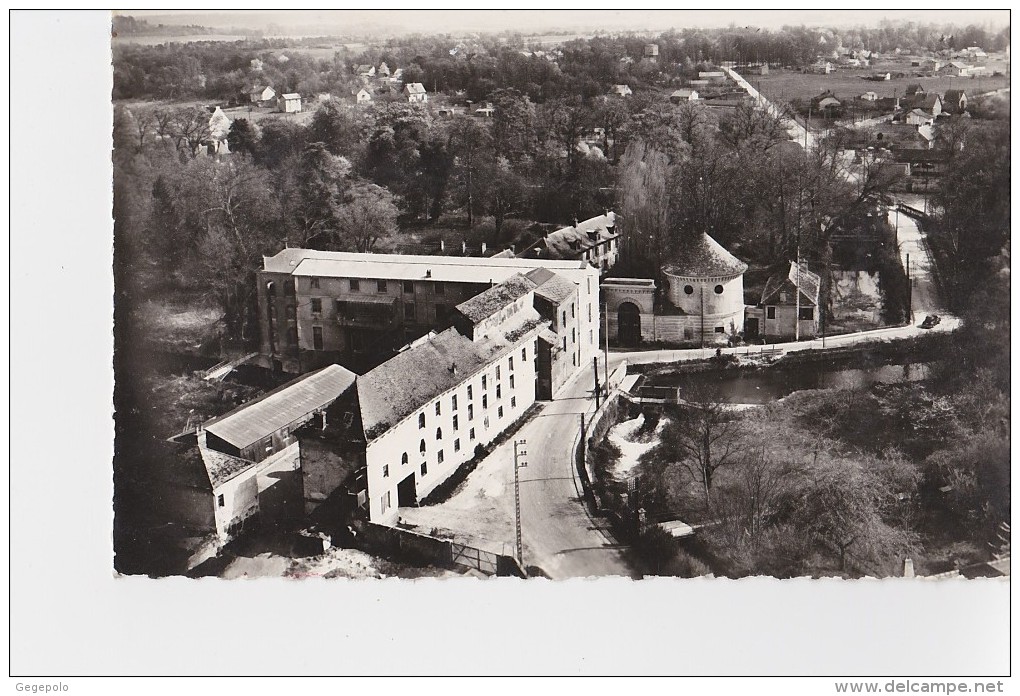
[195, 255, 602, 541]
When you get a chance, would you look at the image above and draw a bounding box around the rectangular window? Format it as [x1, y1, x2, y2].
[453, 415, 459, 432]
[468, 404, 474, 421]
[511, 396, 517, 408]
[714, 326, 725, 333]
[509, 375, 515, 389]
[766, 306, 776, 319]
[386, 491, 391, 509]
[383, 464, 389, 478]
[350, 278, 360, 292]
[454, 439, 461, 452]
[418, 413, 426, 429]
[217, 494, 225, 508]
[435, 282, 445, 295]
[377, 279, 387, 293]
[435, 402, 441, 416]
[562, 337, 567, 352]
[335, 299, 347, 316]
[590, 330, 594, 344]
[571, 303, 575, 318]
[683, 327, 693, 340]
[522, 347, 527, 362]
[421, 462, 428, 476]
[313, 326, 323, 350]
[496, 365, 501, 380]
[467, 385, 473, 400]
[572, 328, 576, 344]
[588, 304, 592, 322]
[562, 310, 567, 326]
[437, 450, 444, 464]
[451, 395, 458, 411]
[310, 277, 320, 289]
[482, 375, 487, 390]
[572, 353, 576, 366]
[509, 356, 514, 371]
[403, 280, 414, 294]
[498, 406, 504, 419]
[310, 297, 322, 314]
[404, 302, 415, 320]
[484, 416, 490, 429]
[469, 428, 476, 441]
[482, 394, 488, 409]
[496, 384, 502, 399]
[799, 307, 815, 321]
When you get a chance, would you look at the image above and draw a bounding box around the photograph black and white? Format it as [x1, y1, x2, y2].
[106, 8, 1010, 585]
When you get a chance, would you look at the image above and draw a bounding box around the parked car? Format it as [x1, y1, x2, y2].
[919, 314, 941, 329]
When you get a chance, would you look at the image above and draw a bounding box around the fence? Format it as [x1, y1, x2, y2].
[355, 521, 525, 577]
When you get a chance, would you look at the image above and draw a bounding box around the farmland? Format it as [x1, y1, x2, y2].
[748, 58, 1009, 107]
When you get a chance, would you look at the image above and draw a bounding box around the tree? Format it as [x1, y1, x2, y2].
[718, 100, 791, 152]
[292, 142, 352, 246]
[480, 157, 528, 237]
[126, 105, 155, 152]
[491, 88, 537, 162]
[655, 394, 746, 508]
[227, 118, 260, 158]
[797, 456, 918, 574]
[308, 98, 365, 158]
[332, 182, 401, 252]
[447, 116, 492, 228]
[618, 141, 670, 278]
[170, 106, 211, 156]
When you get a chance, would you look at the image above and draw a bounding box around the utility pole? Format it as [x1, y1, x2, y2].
[700, 285, 705, 349]
[603, 304, 610, 392]
[795, 247, 802, 342]
[906, 252, 912, 322]
[513, 439, 528, 568]
[593, 356, 601, 408]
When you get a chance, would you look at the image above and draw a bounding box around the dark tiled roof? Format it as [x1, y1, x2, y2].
[200, 444, 256, 488]
[203, 364, 357, 450]
[357, 324, 536, 441]
[761, 261, 821, 306]
[543, 212, 618, 258]
[526, 268, 576, 305]
[455, 274, 536, 323]
[664, 233, 748, 278]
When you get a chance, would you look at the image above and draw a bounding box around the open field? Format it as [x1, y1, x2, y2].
[750, 61, 1009, 105]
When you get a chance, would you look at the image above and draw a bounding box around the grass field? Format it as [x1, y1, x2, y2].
[749, 59, 1009, 106]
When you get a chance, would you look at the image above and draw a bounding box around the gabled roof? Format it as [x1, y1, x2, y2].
[203, 364, 357, 450]
[455, 274, 536, 323]
[281, 93, 301, 100]
[404, 83, 427, 94]
[526, 268, 576, 305]
[357, 324, 539, 440]
[544, 212, 618, 258]
[663, 233, 748, 278]
[199, 444, 256, 488]
[761, 261, 821, 306]
[944, 89, 967, 103]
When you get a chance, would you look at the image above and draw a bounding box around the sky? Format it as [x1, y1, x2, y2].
[121, 9, 1010, 37]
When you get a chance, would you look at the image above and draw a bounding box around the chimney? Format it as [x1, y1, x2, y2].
[462, 240, 467, 254]
[510, 244, 515, 254]
[903, 558, 915, 578]
[425, 269, 432, 278]
[481, 242, 487, 254]
[440, 239, 446, 252]
[449, 363, 458, 376]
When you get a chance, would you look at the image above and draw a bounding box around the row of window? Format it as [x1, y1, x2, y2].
[415, 351, 522, 429]
[683, 284, 726, 295]
[310, 277, 445, 295]
[763, 307, 815, 320]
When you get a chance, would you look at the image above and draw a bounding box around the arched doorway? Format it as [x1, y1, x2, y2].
[618, 302, 642, 346]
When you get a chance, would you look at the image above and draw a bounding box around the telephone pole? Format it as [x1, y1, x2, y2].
[513, 439, 528, 567]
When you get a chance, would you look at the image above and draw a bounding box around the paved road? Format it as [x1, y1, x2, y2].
[890, 200, 942, 321]
[723, 67, 816, 150]
[515, 369, 638, 578]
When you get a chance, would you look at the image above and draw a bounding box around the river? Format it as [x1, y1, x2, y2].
[639, 360, 931, 404]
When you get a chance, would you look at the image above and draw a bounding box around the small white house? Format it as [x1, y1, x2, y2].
[670, 88, 699, 102]
[249, 85, 276, 105]
[404, 82, 428, 103]
[356, 88, 372, 105]
[612, 84, 633, 97]
[278, 93, 302, 113]
[860, 91, 879, 101]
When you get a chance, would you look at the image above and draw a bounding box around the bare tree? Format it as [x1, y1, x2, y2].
[170, 106, 212, 156]
[659, 390, 746, 508]
[128, 105, 156, 152]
